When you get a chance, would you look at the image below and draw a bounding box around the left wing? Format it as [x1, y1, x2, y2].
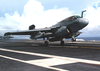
[4, 28, 52, 36]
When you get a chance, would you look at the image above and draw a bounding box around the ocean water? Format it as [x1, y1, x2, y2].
[76, 37, 100, 41]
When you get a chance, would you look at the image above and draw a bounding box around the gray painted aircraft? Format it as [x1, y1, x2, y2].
[4, 10, 89, 46]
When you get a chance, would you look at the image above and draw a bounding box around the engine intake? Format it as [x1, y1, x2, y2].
[54, 26, 70, 37]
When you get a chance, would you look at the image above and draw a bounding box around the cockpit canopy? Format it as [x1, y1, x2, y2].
[68, 15, 81, 21]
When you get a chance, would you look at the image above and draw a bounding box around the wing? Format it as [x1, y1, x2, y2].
[4, 28, 52, 36]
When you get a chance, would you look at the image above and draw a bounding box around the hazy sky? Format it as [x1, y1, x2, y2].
[0, 0, 100, 37]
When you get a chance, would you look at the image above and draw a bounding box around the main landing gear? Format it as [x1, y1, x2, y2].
[44, 40, 65, 46]
[44, 40, 49, 46]
[60, 36, 76, 46]
[44, 37, 49, 46]
[44, 37, 76, 46]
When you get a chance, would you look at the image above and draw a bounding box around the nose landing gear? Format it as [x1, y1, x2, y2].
[71, 36, 76, 42]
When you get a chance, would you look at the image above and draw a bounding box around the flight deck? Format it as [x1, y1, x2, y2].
[0, 39, 100, 71]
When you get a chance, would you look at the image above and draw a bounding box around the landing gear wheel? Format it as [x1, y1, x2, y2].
[71, 37, 76, 42]
[61, 41, 64, 46]
[44, 40, 49, 46]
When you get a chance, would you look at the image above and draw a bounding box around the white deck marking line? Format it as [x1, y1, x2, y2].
[0, 48, 100, 65]
[26, 58, 78, 67]
[0, 55, 68, 71]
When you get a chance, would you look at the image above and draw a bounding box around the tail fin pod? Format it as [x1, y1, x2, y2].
[29, 24, 35, 30]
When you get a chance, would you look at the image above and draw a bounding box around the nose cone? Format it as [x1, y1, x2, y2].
[79, 18, 89, 28]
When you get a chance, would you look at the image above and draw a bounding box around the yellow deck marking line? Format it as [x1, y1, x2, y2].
[9, 43, 25, 45]
[8, 42, 100, 49]
[76, 46, 100, 49]
[49, 45, 100, 49]
[9, 43, 39, 46]
[0, 48, 100, 71]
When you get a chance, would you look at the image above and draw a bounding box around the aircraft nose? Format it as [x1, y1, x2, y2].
[78, 18, 89, 28]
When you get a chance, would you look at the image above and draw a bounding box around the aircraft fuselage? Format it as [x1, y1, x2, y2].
[51, 15, 88, 38]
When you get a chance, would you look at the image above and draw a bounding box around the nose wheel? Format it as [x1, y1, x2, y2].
[71, 36, 76, 42]
[61, 40, 64, 46]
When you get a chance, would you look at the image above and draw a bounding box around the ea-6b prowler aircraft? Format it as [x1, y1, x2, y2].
[4, 10, 89, 46]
